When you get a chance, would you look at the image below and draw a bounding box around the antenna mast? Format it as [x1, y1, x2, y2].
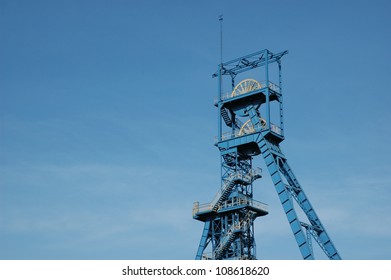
[219, 15, 223, 65]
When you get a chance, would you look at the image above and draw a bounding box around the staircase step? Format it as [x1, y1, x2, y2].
[221, 108, 233, 127]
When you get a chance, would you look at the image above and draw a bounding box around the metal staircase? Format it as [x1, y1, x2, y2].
[214, 211, 254, 260]
[193, 164, 266, 260]
[211, 169, 259, 211]
[221, 107, 233, 127]
[193, 168, 264, 216]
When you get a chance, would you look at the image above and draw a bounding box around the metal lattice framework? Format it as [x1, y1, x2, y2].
[193, 49, 341, 260]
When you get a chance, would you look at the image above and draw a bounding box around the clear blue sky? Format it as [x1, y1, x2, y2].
[1, 0, 390, 259]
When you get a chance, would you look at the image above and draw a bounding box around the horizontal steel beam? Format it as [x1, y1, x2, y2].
[212, 50, 288, 78]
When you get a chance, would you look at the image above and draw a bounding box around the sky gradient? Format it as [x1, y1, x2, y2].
[1, 0, 391, 259]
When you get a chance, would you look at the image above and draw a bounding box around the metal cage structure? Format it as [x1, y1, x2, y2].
[193, 49, 341, 260]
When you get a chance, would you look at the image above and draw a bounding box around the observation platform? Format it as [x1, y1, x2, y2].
[193, 195, 269, 222]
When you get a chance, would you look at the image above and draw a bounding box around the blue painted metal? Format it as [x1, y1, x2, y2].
[194, 49, 341, 260]
[195, 221, 211, 260]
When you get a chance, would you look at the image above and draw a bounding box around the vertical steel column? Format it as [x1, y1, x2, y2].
[264, 49, 270, 130]
[217, 64, 222, 142]
[278, 61, 284, 137]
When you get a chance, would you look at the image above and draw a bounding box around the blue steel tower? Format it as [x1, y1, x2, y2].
[193, 49, 341, 260]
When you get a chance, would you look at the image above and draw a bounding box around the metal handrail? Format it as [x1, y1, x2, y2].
[193, 166, 264, 217]
[193, 193, 268, 217]
[220, 195, 268, 213]
[215, 80, 280, 103]
[215, 122, 282, 143]
[270, 123, 282, 135]
[209, 168, 260, 206]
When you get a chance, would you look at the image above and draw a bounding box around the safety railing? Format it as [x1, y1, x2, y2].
[218, 195, 268, 214]
[198, 167, 261, 213]
[217, 123, 263, 142]
[193, 194, 268, 217]
[215, 122, 282, 143]
[270, 123, 282, 135]
[248, 167, 262, 179]
[209, 174, 238, 207]
[215, 80, 280, 103]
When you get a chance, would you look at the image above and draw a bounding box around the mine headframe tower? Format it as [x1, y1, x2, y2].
[193, 49, 341, 260]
